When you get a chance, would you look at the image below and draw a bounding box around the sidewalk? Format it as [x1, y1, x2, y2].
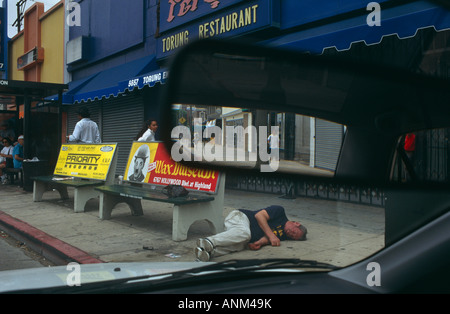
[0, 181, 385, 267]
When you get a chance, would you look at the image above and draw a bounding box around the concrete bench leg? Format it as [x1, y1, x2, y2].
[99, 193, 144, 220]
[33, 181, 46, 202]
[54, 186, 70, 199]
[172, 201, 224, 241]
[73, 187, 100, 213]
[172, 174, 226, 241]
[33, 181, 69, 202]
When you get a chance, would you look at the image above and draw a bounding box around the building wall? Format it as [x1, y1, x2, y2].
[64, 0, 435, 171]
[40, 2, 65, 83]
[68, 0, 159, 80]
[64, 0, 163, 174]
[6, 2, 66, 166]
[8, 32, 25, 81]
[8, 1, 64, 83]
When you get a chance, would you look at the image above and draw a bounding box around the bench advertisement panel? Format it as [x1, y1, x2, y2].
[53, 144, 118, 180]
[125, 142, 219, 193]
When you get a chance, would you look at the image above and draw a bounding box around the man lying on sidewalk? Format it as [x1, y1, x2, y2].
[194, 205, 307, 262]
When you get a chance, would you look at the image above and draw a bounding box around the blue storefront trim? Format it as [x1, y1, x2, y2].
[263, 1, 450, 53]
[59, 55, 165, 104]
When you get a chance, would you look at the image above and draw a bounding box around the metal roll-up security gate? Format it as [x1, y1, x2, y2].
[101, 94, 145, 175]
[314, 118, 344, 171]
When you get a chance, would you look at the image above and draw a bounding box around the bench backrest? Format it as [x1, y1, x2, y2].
[53, 143, 118, 184]
[124, 141, 221, 194]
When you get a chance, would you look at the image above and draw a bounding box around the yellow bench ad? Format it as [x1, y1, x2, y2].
[53, 144, 117, 180]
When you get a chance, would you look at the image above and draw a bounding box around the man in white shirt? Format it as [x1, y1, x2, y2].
[67, 107, 101, 144]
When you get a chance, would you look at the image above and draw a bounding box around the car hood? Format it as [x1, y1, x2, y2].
[0, 262, 213, 293]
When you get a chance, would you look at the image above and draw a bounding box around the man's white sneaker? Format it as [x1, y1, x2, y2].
[197, 238, 215, 252]
[194, 247, 210, 262]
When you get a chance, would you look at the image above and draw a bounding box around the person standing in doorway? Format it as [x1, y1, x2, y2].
[136, 119, 158, 142]
[66, 107, 101, 144]
[268, 127, 280, 162]
[0, 137, 14, 184]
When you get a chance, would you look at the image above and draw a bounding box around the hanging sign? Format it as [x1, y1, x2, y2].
[17, 47, 44, 70]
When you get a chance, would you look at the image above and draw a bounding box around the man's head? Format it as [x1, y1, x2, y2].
[17, 135, 24, 145]
[77, 106, 91, 118]
[2, 137, 12, 146]
[146, 119, 158, 133]
[284, 221, 307, 241]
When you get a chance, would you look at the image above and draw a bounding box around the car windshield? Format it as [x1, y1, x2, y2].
[1, 0, 450, 294]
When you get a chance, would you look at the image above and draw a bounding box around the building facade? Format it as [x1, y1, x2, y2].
[62, 0, 450, 175]
[9, 2, 64, 83]
[63, 0, 165, 174]
[4, 1, 65, 169]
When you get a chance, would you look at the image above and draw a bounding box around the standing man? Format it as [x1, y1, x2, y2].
[13, 135, 24, 169]
[67, 107, 101, 144]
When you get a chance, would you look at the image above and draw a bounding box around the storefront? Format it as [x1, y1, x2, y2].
[62, 0, 168, 174]
[62, 65, 168, 174]
[63, 0, 450, 173]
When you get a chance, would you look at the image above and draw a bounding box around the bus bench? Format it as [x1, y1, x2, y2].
[95, 141, 225, 241]
[32, 143, 118, 213]
[5, 168, 23, 186]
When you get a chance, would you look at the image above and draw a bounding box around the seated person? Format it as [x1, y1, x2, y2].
[0, 137, 14, 184]
[13, 135, 24, 169]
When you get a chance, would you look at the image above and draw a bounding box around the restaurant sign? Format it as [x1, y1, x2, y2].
[160, 0, 243, 32]
[157, 0, 280, 59]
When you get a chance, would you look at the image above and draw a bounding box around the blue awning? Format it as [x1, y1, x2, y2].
[263, 1, 450, 54]
[117, 68, 169, 94]
[61, 55, 167, 104]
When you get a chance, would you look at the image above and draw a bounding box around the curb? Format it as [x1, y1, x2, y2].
[0, 211, 104, 266]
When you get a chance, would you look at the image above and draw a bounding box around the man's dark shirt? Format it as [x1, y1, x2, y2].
[240, 205, 289, 243]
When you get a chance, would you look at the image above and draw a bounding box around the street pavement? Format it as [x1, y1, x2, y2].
[0, 179, 385, 268]
[0, 232, 48, 271]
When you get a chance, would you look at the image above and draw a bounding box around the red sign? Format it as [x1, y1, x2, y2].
[124, 142, 219, 193]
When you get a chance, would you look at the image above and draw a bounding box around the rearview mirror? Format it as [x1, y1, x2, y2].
[160, 39, 450, 185]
